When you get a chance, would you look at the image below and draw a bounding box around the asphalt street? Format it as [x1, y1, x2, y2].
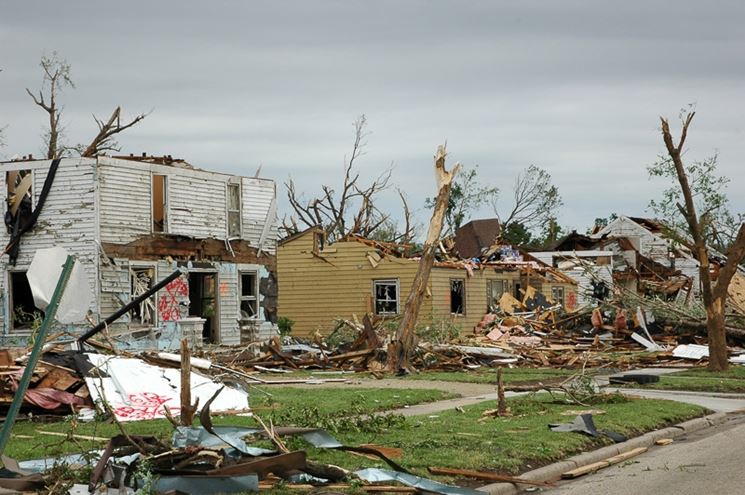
[542, 413, 745, 495]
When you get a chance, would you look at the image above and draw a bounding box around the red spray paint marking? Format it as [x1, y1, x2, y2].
[158, 276, 189, 321]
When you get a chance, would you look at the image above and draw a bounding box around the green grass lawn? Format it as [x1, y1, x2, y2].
[4, 386, 453, 461]
[627, 366, 745, 393]
[398, 367, 578, 386]
[5, 386, 706, 485]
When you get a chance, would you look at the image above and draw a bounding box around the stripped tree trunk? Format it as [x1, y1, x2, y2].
[391, 145, 460, 373]
[660, 113, 745, 371]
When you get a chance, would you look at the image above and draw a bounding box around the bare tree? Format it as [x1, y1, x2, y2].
[660, 111, 745, 371]
[493, 165, 563, 234]
[283, 115, 412, 243]
[25, 52, 75, 159]
[81, 106, 147, 157]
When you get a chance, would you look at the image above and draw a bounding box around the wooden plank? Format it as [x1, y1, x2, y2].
[561, 461, 610, 479]
[562, 447, 649, 479]
[655, 438, 674, 446]
[427, 467, 554, 487]
[605, 447, 648, 464]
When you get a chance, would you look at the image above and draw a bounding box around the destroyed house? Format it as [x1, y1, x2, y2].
[277, 227, 577, 336]
[0, 155, 278, 346]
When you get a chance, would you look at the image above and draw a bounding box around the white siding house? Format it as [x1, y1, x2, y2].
[0, 156, 277, 347]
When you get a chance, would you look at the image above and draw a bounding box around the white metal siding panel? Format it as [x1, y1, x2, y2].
[218, 263, 240, 345]
[168, 175, 227, 239]
[98, 164, 151, 244]
[241, 178, 277, 254]
[0, 159, 98, 333]
[99, 259, 131, 321]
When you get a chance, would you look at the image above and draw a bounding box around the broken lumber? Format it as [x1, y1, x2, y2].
[561, 447, 648, 479]
[427, 467, 554, 487]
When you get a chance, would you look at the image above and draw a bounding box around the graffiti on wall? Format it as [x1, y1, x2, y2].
[112, 392, 176, 421]
[158, 276, 189, 321]
[566, 291, 578, 311]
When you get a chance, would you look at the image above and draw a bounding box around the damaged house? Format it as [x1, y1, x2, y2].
[1, 154, 278, 347]
[277, 225, 577, 336]
[532, 215, 745, 311]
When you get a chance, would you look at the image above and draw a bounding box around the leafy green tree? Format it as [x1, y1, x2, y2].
[658, 111, 745, 371]
[425, 165, 497, 236]
[648, 153, 743, 253]
[501, 221, 532, 246]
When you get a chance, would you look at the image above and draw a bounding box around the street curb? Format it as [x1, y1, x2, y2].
[477, 411, 730, 495]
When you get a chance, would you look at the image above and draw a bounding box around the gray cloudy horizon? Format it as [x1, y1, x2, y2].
[2, 1, 744, 236]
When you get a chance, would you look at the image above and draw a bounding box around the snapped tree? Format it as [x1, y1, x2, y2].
[658, 112, 745, 371]
[391, 145, 459, 372]
[426, 165, 497, 236]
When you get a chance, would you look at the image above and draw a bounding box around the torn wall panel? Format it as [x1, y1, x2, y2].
[168, 174, 228, 239]
[242, 177, 277, 255]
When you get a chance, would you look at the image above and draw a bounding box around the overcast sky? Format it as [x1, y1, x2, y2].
[2, 1, 744, 237]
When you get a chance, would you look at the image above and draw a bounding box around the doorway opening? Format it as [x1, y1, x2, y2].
[188, 272, 218, 343]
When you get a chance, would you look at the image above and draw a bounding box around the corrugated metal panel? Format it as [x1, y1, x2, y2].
[98, 164, 151, 244]
[242, 178, 277, 254]
[169, 175, 227, 238]
[218, 263, 240, 345]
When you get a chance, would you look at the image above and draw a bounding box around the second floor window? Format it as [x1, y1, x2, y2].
[152, 174, 167, 233]
[227, 183, 241, 237]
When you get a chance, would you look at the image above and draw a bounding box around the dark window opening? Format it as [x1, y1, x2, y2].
[314, 232, 325, 252]
[227, 183, 241, 237]
[10, 271, 44, 331]
[189, 272, 218, 343]
[130, 267, 155, 325]
[152, 174, 167, 233]
[240, 272, 258, 319]
[487, 279, 508, 312]
[450, 279, 465, 315]
[374, 279, 398, 315]
[552, 286, 565, 306]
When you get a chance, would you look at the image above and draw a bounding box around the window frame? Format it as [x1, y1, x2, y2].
[449, 278, 466, 315]
[227, 182, 242, 238]
[239, 270, 259, 319]
[152, 173, 168, 233]
[373, 279, 399, 316]
[129, 264, 158, 326]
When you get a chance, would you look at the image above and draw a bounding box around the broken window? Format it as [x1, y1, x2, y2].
[314, 232, 325, 253]
[152, 174, 167, 233]
[227, 183, 241, 238]
[552, 286, 565, 306]
[450, 279, 465, 315]
[374, 279, 399, 315]
[240, 272, 258, 319]
[5, 170, 33, 234]
[130, 267, 156, 325]
[487, 279, 508, 311]
[9, 271, 43, 331]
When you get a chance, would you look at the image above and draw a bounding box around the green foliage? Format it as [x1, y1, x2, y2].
[501, 221, 532, 246]
[648, 150, 743, 253]
[265, 394, 407, 434]
[414, 315, 461, 343]
[277, 316, 294, 337]
[426, 165, 498, 236]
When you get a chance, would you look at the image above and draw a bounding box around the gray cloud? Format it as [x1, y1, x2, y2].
[1, 0, 744, 235]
